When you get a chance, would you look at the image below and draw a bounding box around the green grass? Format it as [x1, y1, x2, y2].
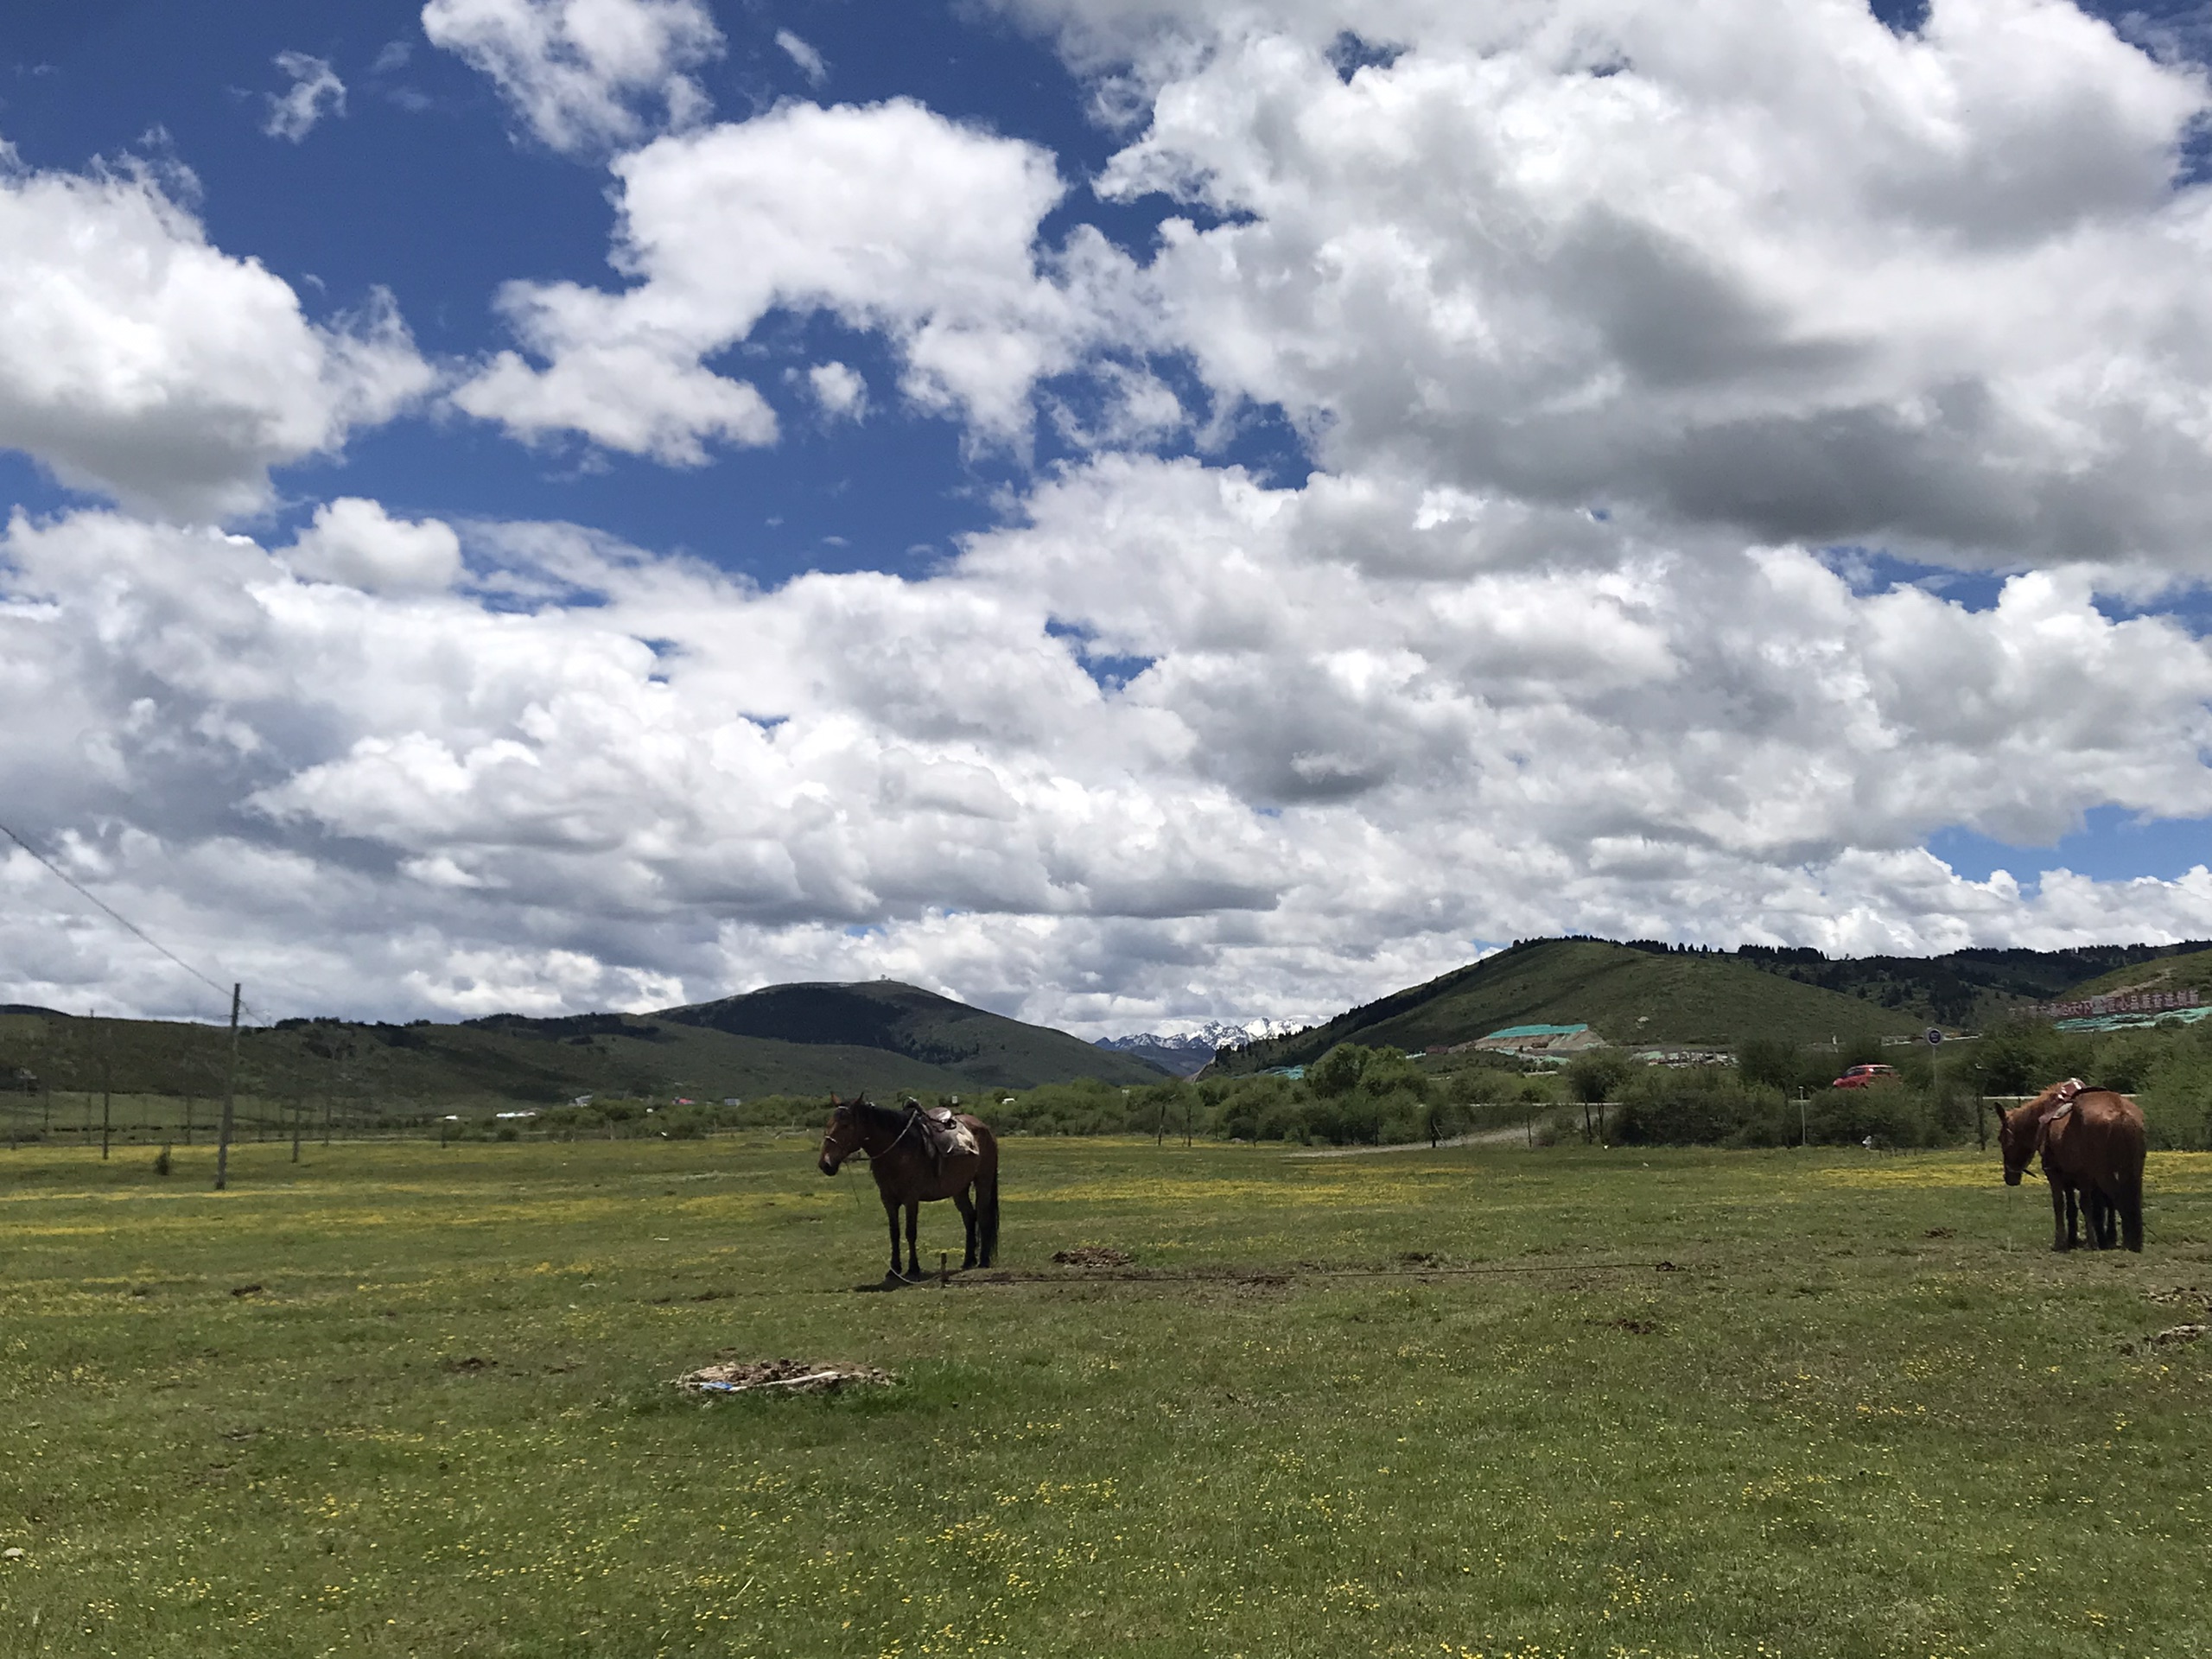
[3, 1135, 2211, 1656]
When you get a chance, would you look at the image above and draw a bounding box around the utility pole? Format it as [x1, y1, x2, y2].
[214, 983, 240, 1192]
[99, 1017, 112, 1161]
[290, 1096, 303, 1164]
[183, 1095, 194, 1147]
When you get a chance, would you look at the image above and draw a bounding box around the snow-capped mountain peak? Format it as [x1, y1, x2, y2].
[1096, 1018, 1306, 1055]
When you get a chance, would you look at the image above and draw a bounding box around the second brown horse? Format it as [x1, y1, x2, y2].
[1995, 1079, 2145, 1252]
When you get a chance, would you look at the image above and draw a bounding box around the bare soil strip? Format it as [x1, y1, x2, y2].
[1285, 1129, 1530, 1158]
[949, 1258, 1694, 1288]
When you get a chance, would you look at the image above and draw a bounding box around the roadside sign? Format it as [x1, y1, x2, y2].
[1925, 1027, 1943, 1046]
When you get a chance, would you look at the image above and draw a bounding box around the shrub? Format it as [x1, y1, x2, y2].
[1611, 1069, 1789, 1146]
[1803, 1085, 1934, 1147]
[1566, 1051, 1631, 1104]
[1308, 1044, 1374, 1098]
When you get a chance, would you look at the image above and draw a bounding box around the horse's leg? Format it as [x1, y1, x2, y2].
[2085, 1185, 2112, 1250]
[953, 1185, 978, 1269]
[904, 1200, 921, 1278]
[883, 1194, 903, 1280]
[2048, 1177, 2072, 1251]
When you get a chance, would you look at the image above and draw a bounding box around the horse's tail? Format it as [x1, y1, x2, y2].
[2117, 1101, 2146, 1253]
[978, 1167, 1000, 1267]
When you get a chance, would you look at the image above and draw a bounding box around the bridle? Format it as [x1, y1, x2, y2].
[826, 1101, 916, 1168]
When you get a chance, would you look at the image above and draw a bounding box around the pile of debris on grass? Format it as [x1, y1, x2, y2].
[1052, 1247, 1133, 1268]
[676, 1358, 893, 1395]
[2148, 1286, 2212, 1312]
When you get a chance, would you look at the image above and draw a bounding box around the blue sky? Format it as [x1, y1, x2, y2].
[3, 1, 1311, 578]
[8, 0, 2212, 1031]
[5, 2, 1103, 570]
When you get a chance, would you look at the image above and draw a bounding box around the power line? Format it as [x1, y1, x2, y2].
[0, 819, 262, 1021]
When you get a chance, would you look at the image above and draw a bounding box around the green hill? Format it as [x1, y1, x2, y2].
[1732, 942, 2211, 1027]
[2045, 944, 2212, 1002]
[658, 981, 1166, 1090]
[0, 982, 1164, 1115]
[1210, 938, 1923, 1074]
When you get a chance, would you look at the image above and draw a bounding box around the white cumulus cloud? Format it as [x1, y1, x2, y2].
[0, 148, 433, 521]
[263, 52, 347, 142]
[774, 29, 828, 85]
[805, 361, 868, 422]
[452, 99, 1117, 459]
[9, 473, 2212, 1029]
[21, 2, 2212, 1030]
[422, 0, 724, 156]
[995, 0, 2212, 573]
[284, 498, 464, 593]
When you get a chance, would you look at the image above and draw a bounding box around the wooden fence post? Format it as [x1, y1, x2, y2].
[214, 984, 241, 1192]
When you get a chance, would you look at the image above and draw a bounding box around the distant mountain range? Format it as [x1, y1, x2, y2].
[0, 980, 1169, 1109]
[14, 938, 2209, 1112]
[1096, 1020, 1309, 1077]
[662, 981, 1167, 1090]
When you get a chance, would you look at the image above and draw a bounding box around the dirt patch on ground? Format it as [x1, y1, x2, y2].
[676, 1359, 893, 1395]
[958, 1258, 1693, 1292]
[2148, 1286, 2212, 1313]
[1052, 1247, 1133, 1268]
[2150, 1323, 2208, 1348]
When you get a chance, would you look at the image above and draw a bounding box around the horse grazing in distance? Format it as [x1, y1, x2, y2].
[1994, 1079, 2146, 1253]
[818, 1094, 1000, 1280]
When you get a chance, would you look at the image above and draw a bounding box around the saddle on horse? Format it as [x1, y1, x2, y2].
[903, 1096, 978, 1170]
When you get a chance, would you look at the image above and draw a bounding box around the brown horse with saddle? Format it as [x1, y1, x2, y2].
[1993, 1078, 2145, 1252]
[818, 1094, 1000, 1280]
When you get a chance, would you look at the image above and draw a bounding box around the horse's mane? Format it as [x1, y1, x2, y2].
[839, 1095, 912, 1131]
[2022, 1077, 2125, 1117]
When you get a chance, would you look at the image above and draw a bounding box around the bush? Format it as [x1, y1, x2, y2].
[1611, 1069, 1789, 1147]
[1802, 1085, 1935, 1147]
[1308, 1044, 1374, 1098]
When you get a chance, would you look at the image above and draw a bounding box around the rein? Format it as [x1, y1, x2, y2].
[832, 1103, 918, 1166]
[2013, 1078, 2090, 1169]
[870, 1112, 918, 1158]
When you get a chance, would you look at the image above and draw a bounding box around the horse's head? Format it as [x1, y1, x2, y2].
[1996, 1078, 2082, 1185]
[1993, 1102, 2032, 1185]
[819, 1094, 869, 1176]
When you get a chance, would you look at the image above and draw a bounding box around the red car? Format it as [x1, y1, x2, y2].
[1831, 1063, 1899, 1090]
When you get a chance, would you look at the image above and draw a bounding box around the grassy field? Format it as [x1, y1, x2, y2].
[3, 1135, 2210, 1658]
